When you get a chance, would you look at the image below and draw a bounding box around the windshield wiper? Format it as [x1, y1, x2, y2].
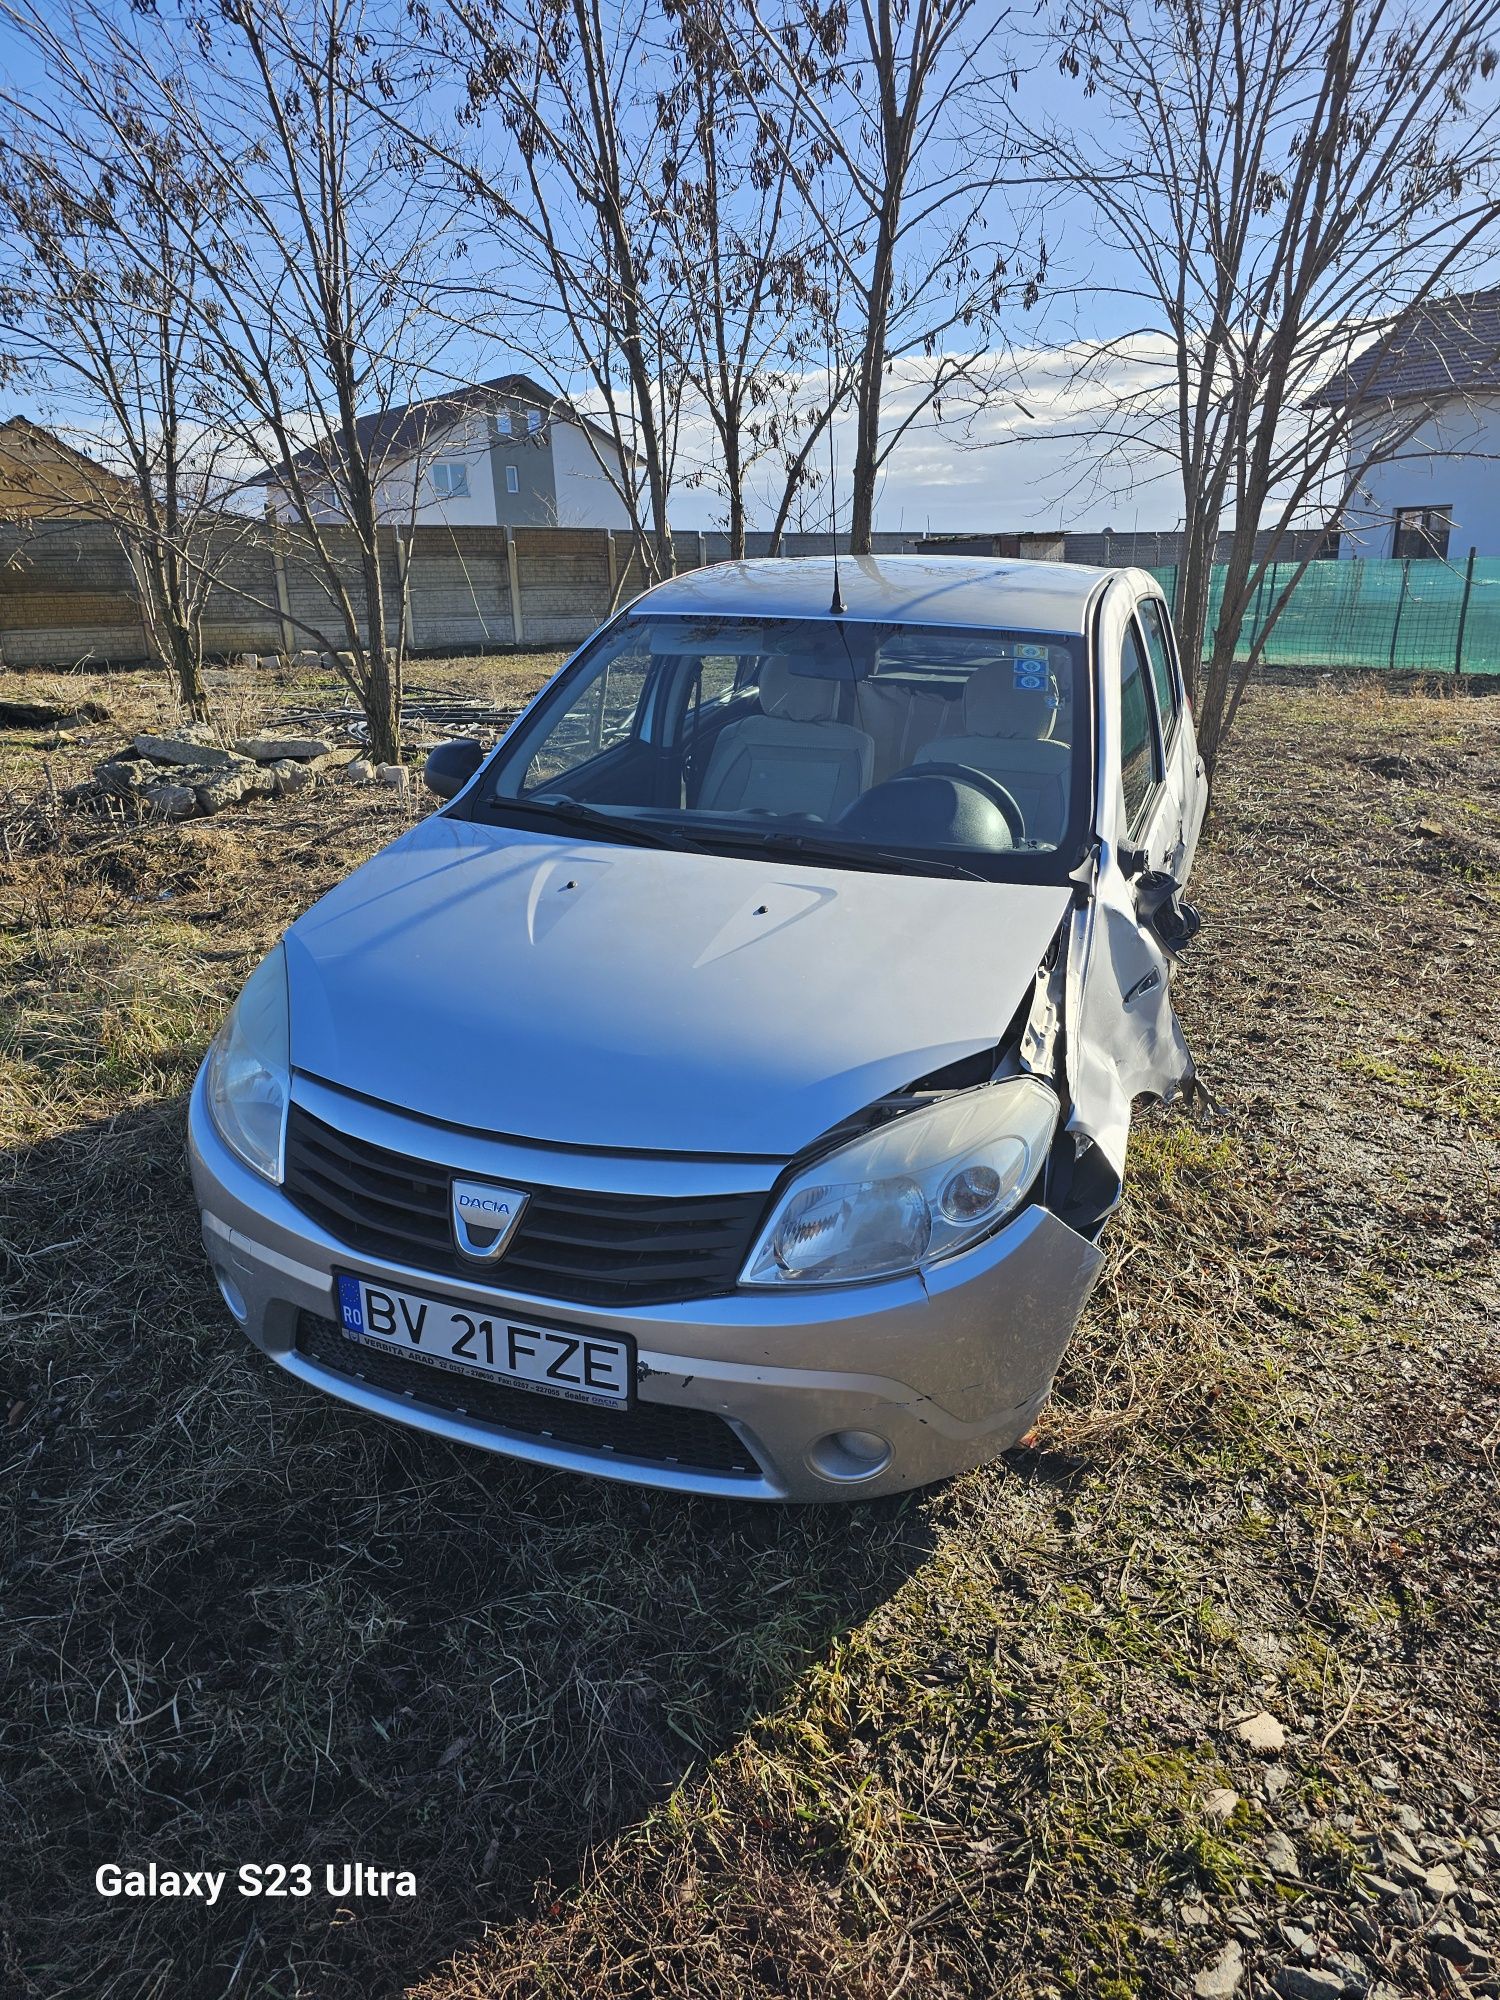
[704, 827, 988, 882]
[481, 795, 700, 851]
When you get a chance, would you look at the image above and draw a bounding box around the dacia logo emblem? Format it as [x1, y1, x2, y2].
[450, 1178, 529, 1263]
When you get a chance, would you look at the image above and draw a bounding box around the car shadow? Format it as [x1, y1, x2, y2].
[2, 1097, 936, 2000]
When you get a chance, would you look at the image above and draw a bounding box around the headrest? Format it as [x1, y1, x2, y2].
[964, 668, 1055, 741]
[758, 654, 840, 723]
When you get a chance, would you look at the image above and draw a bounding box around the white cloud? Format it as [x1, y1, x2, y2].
[657, 338, 1195, 537]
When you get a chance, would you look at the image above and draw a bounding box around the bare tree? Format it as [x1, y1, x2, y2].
[4, 0, 464, 764]
[655, 0, 840, 557]
[415, 0, 855, 566]
[186, 0, 462, 764]
[1034, 0, 1500, 776]
[429, 0, 690, 581]
[724, 0, 1038, 552]
[0, 112, 241, 717]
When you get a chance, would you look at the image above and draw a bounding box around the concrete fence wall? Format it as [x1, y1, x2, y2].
[0, 520, 150, 665]
[8, 521, 1336, 669]
[0, 521, 730, 669]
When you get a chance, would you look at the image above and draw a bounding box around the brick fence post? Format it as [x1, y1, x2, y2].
[504, 524, 524, 645]
[395, 527, 416, 651]
[270, 528, 295, 658]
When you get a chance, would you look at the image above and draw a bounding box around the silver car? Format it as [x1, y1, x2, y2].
[189, 556, 1208, 1500]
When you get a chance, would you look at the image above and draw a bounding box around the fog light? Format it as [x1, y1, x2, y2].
[807, 1428, 893, 1483]
[215, 1269, 248, 1324]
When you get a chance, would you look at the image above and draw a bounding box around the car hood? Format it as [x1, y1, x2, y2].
[284, 814, 1072, 1157]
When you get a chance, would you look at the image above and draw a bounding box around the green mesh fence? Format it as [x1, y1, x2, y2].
[1146, 558, 1500, 674]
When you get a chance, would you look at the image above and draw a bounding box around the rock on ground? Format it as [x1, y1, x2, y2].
[1424, 1861, 1461, 1899]
[96, 757, 161, 797]
[193, 758, 275, 815]
[132, 730, 237, 769]
[1193, 1940, 1244, 1999]
[143, 781, 198, 820]
[233, 736, 333, 764]
[1232, 1710, 1287, 1754]
[344, 759, 376, 785]
[375, 762, 409, 790]
[1269, 1967, 1345, 2000]
[269, 759, 317, 797]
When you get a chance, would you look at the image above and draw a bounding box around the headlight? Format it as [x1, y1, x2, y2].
[742, 1076, 1059, 1288]
[205, 945, 290, 1183]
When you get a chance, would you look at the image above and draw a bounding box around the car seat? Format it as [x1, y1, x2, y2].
[695, 655, 875, 820]
[909, 670, 1072, 843]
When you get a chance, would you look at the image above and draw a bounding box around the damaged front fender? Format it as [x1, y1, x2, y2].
[1063, 862, 1198, 1181]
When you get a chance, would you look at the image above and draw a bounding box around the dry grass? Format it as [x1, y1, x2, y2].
[2, 661, 1498, 1999]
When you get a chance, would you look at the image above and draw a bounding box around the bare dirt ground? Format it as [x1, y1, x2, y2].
[1, 659, 1497, 2000]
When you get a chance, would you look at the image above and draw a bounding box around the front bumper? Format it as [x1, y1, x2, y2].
[188, 1070, 1105, 1502]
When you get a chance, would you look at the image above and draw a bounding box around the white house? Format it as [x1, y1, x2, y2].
[1325, 289, 1500, 560]
[259, 374, 637, 531]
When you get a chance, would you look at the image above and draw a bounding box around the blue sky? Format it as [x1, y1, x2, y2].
[0, 9, 1237, 537]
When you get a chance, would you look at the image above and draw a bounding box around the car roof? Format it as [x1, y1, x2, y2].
[630, 554, 1123, 638]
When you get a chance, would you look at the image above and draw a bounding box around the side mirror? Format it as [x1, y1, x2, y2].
[1133, 868, 1202, 957]
[424, 738, 485, 800]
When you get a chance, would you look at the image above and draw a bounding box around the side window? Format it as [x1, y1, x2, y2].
[693, 654, 745, 705]
[520, 645, 651, 793]
[681, 654, 750, 763]
[1120, 623, 1163, 832]
[1136, 599, 1180, 735]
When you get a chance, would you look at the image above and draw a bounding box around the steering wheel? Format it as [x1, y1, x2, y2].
[882, 762, 1027, 843]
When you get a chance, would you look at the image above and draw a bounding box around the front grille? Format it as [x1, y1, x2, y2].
[282, 1104, 768, 1306]
[294, 1312, 759, 1477]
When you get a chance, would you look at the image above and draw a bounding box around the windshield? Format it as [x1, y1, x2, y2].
[466, 612, 1091, 880]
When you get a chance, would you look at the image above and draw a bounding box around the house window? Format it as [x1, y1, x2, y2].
[495, 410, 511, 436]
[505, 464, 519, 494]
[526, 409, 542, 434]
[431, 461, 470, 499]
[1392, 506, 1452, 560]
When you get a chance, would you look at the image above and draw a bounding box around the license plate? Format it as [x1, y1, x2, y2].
[333, 1273, 634, 1408]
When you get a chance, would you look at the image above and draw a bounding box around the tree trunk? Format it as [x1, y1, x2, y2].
[141, 541, 211, 720]
[167, 623, 211, 721]
[848, 215, 897, 554]
[724, 425, 745, 560]
[1197, 544, 1261, 780]
[360, 544, 401, 766]
[1172, 515, 1218, 708]
[846, 299, 887, 553]
[365, 648, 401, 766]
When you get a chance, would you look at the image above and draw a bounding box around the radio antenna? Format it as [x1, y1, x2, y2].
[826, 320, 845, 616]
[827, 443, 845, 613]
